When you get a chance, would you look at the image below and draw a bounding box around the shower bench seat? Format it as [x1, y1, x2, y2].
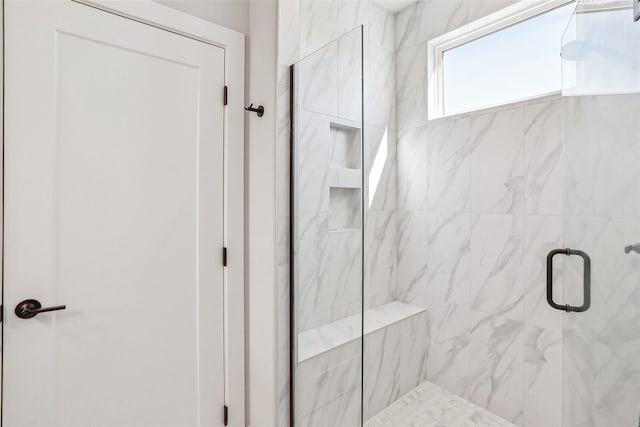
[297, 301, 427, 362]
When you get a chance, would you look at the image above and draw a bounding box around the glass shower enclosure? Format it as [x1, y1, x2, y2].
[290, 1, 640, 425]
[560, 1, 640, 425]
[290, 26, 365, 427]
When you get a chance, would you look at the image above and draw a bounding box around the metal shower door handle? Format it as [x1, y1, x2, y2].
[15, 299, 66, 319]
[625, 243, 640, 254]
[546, 248, 591, 313]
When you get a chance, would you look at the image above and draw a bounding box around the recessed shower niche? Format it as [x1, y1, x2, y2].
[330, 121, 361, 170]
[329, 187, 360, 231]
[329, 121, 361, 232]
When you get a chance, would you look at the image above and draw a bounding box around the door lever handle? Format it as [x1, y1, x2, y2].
[15, 299, 66, 319]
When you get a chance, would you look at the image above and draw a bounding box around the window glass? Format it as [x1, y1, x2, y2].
[443, 2, 575, 115]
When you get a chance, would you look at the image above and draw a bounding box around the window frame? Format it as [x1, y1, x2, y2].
[427, 0, 575, 119]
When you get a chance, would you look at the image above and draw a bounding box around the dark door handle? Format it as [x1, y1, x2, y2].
[547, 248, 591, 312]
[625, 243, 640, 254]
[15, 299, 66, 319]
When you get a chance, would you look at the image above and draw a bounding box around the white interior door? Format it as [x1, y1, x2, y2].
[3, 1, 226, 426]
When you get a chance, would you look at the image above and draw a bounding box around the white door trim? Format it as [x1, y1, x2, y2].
[1, 1, 246, 425]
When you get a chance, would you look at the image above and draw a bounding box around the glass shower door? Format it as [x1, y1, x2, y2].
[560, 2, 640, 425]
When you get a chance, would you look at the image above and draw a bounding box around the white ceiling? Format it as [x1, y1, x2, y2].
[373, 0, 418, 14]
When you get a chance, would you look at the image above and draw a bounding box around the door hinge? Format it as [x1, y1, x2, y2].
[223, 86, 228, 106]
[223, 247, 228, 267]
[224, 405, 229, 426]
[0, 304, 3, 323]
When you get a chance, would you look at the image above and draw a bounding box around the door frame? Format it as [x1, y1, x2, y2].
[0, 1, 246, 425]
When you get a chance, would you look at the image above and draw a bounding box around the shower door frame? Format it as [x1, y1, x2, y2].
[289, 26, 366, 427]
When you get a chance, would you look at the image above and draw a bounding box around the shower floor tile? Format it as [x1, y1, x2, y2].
[364, 381, 516, 427]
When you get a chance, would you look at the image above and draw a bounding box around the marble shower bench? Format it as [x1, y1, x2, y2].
[294, 301, 431, 425]
[297, 301, 427, 362]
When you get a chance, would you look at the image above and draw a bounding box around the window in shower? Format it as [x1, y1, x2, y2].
[429, 0, 575, 117]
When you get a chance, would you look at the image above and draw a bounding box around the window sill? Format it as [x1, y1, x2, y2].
[428, 90, 562, 122]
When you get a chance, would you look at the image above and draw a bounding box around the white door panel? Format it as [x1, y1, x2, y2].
[4, 1, 225, 426]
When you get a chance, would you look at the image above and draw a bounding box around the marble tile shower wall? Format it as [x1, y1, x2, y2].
[296, 29, 364, 333]
[277, 1, 398, 425]
[406, 98, 566, 427]
[393, 2, 564, 427]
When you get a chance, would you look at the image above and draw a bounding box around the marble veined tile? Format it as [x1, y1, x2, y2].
[563, 94, 640, 218]
[298, 310, 361, 363]
[363, 318, 403, 419]
[364, 210, 397, 306]
[394, 1, 426, 52]
[397, 126, 428, 210]
[295, 216, 359, 330]
[364, 380, 516, 427]
[338, 29, 363, 123]
[427, 300, 470, 397]
[425, 0, 469, 40]
[363, 310, 430, 420]
[564, 216, 640, 323]
[524, 99, 563, 215]
[277, 78, 292, 220]
[297, 213, 332, 331]
[366, 3, 395, 130]
[467, 0, 518, 23]
[295, 339, 361, 420]
[562, 216, 640, 427]
[428, 115, 471, 212]
[470, 214, 525, 320]
[367, 47, 395, 129]
[296, 111, 330, 215]
[330, 229, 362, 307]
[278, 0, 300, 65]
[364, 301, 427, 332]
[368, 1, 395, 57]
[297, 385, 362, 427]
[396, 45, 428, 131]
[398, 312, 430, 394]
[300, 0, 338, 57]
[563, 320, 640, 427]
[298, 42, 338, 117]
[523, 215, 563, 331]
[338, 0, 367, 36]
[524, 324, 562, 427]
[426, 212, 470, 307]
[396, 211, 429, 298]
[470, 108, 525, 214]
[467, 311, 524, 425]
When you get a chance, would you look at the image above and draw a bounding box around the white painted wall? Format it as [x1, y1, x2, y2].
[246, 1, 279, 427]
[156, 0, 250, 34]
